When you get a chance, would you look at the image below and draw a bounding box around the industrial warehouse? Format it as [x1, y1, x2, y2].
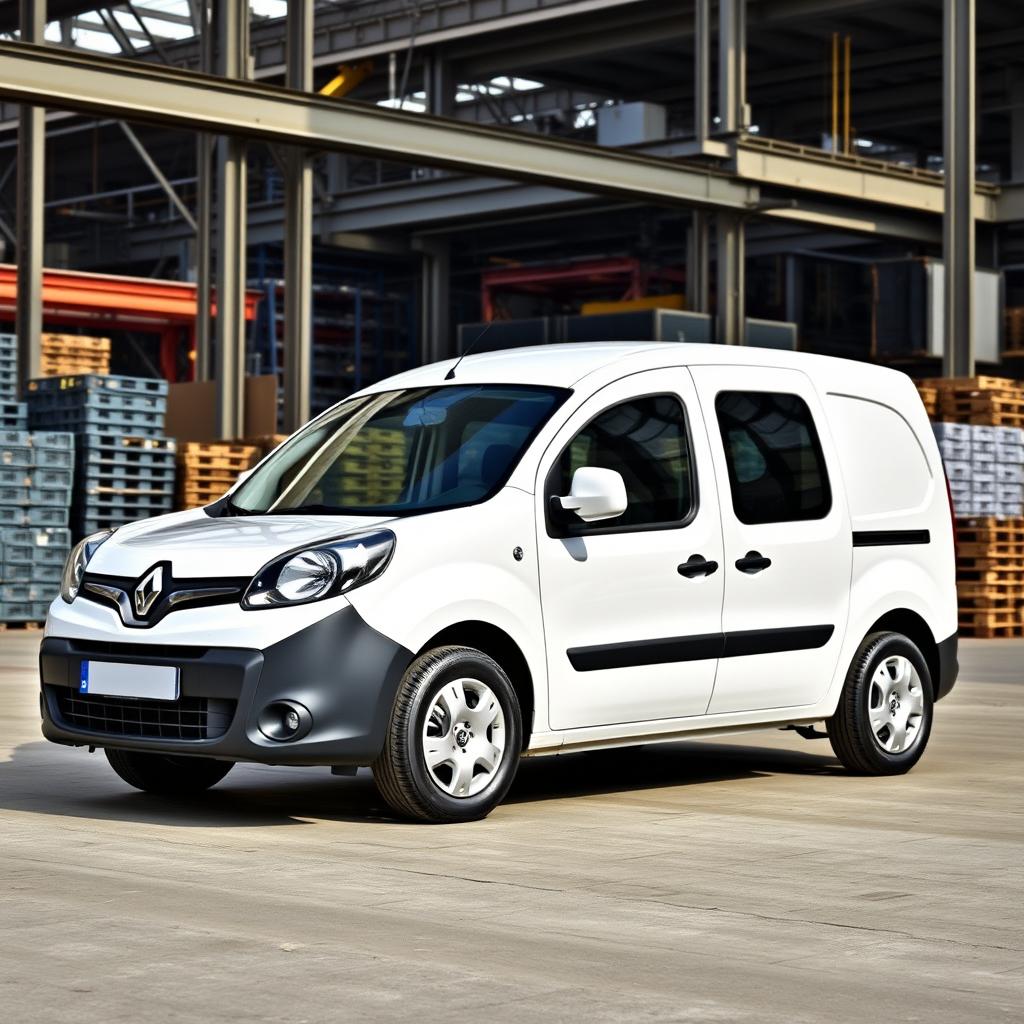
[0, 1, 1022, 1020]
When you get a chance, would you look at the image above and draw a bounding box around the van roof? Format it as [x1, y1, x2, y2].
[359, 341, 904, 393]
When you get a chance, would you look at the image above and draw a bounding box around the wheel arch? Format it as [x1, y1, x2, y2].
[419, 620, 536, 749]
[865, 608, 939, 693]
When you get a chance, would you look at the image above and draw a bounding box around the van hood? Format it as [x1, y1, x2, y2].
[88, 508, 396, 579]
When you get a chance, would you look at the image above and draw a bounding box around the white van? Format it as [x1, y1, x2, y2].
[41, 343, 958, 823]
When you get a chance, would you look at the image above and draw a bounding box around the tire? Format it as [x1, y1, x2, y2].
[373, 646, 523, 823]
[827, 631, 934, 775]
[105, 748, 234, 795]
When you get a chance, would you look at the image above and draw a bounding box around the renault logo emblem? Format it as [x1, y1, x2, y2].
[134, 566, 164, 617]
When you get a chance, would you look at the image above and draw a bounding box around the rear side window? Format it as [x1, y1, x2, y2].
[716, 391, 831, 524]
[552, 394, 695, 530]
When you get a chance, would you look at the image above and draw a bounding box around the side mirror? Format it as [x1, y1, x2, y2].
[557, 467, 628, 523]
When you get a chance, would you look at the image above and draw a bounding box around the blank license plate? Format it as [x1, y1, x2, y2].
[79, 661, 180, 701]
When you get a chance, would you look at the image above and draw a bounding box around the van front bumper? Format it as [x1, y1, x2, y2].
[39, 605, 413, 766]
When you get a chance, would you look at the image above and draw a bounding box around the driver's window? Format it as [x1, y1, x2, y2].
[552, 394, 695, 530]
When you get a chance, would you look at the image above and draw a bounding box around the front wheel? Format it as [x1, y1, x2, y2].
[373, 646, 523, 823]
[105, 748, 234, 794]
[827, 631, 934, 775]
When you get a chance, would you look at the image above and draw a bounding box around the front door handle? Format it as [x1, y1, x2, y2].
[735, 550, 772, 574]
[678, 554, 719, 578]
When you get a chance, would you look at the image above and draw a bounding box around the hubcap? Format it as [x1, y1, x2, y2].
[868, 654, 925, 755]
[422, 678, 506, 798]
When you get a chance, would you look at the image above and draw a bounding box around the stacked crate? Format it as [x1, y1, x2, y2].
[927, 375, 1024, 637]
[0, 334, 27, 429]
[41, 333, 111, 377]
[26, 374, 175, 537]
[176, 442, 261, 510]
[0, 429, 75, 625]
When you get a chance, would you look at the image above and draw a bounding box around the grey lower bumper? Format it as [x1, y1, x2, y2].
[40, 604, 413, 766]
[935, 631, 959, 701]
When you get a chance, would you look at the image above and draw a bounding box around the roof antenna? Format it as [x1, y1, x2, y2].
[445, 319, 497, 380]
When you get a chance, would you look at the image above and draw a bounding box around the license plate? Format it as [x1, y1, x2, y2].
[79, 661, 179, 701]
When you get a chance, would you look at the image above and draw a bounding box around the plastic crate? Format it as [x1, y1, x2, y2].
[26, 506, 69, 528]
[30, 408, 166, 436]
[31, 431, 75, 452]
[0, 562, 32, 583]
[29, 467, 74, 490]
[0, 401, 27, 429]
[27, 373, 168, 397]
[27, 388, 167, 416]
[0, 600, 35, 622]
[31, 600, 52, 621]
[32, 564, 63, 585]
[28, 485, 72, 507]
[77, 432, 176, 454]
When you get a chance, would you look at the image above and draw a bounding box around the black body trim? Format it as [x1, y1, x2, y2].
[935, 631, 959, 701]
[852, 530, 931, 547]
[567, 624, 835, 672]
[40, 603, 414, 766]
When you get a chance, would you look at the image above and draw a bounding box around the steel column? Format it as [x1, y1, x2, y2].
[283, 0, 313, 432]
[716, 211, 745, 344]
[214, 0, 249, 439]
[15, 0, 45, 393]
[943, 0, 975, 378]
[693, 0, 709, 141]
[419, 239, 451, 363]
[195, 0, 213, 381]
[717, 0, 747, 135]
[687, 210, 709, 313]
[424, 51, 454, 118]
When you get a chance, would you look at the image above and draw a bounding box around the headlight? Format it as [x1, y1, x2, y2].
[243, 530, 395, 609]
[60, 530, 114, 604]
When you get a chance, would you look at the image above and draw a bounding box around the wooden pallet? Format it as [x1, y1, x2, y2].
[242, 434, 289, 457]
[915, 384, 938, 417]
[42, 333, 112, 354]
[0, 620, 44, 631]
[958, 607, 1024, 638]
[956, 582, 1024, 607]
[178, 464, 247, 484]
[957, 565, 1024, 585]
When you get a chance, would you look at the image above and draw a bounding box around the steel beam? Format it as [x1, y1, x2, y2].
[694, 0, 709, 141]
[15, 0, 45, 394]
[424, 51, 454, 118]
[943, 0, 975, 378]
[0, 42, 756, 215]
[687, 210, 709, 313]
[718, 0, 747, 135]
[119, 122, 196, 231]
[283, 0, 312, 432]
[214, 0, 248, 439]
[716, 212, 745, 344]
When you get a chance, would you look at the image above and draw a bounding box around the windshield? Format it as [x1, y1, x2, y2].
[228, 384, 568, 516]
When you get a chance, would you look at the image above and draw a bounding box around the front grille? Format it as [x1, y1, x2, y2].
[53, 690, 236, 740]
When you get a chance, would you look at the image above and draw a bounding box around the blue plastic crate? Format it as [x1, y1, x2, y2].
[31, 600, 52, 620]
[77, 432, 176, 454]
[31, 447, 75, 470]
[29, 467, 73, 490]
[28, 485, 72, 507]
[31, 432, 75, 452]
[0, 600, 36, 622]
[0, 526, 71, 563]
[0, 507, 27, 527]
[27, 373, 168, 397]
[0, 468, 29, 487]
[0, 562, 32, 583]
[26, 506, 69, 528]
[32, 564, 63, 585]
[27, 388, 167, 416]
[33, 408, 165, 436]
[0, 447, 32, 470]
[0, 485, 29, 505]
[76, 491, 174, 513]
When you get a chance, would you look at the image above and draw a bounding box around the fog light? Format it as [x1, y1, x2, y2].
[257, 700, 312, 742]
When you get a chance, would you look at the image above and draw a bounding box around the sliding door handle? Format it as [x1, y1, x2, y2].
[735, 551, 772, 574]
[678, 554, 719, 578]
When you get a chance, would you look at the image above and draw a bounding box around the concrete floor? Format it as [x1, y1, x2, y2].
[1, 635, 1021, 1023]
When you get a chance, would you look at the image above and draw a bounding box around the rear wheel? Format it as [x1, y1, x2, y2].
[105, 749, 234, 794]
[373, 646, 522, 823]
[827, 631, 934, 775]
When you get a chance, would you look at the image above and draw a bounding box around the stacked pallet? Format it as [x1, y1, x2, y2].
[0, 334, 27, 429]
[914, 381, 939, 419]
[176, 442, 261, 510]
[933, 376, 1024, 427]
[26, 374, 175, 537]
[955, 518, 1024, 638]
[0, 429, 75, 626]
[41, 333, 111, 377]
